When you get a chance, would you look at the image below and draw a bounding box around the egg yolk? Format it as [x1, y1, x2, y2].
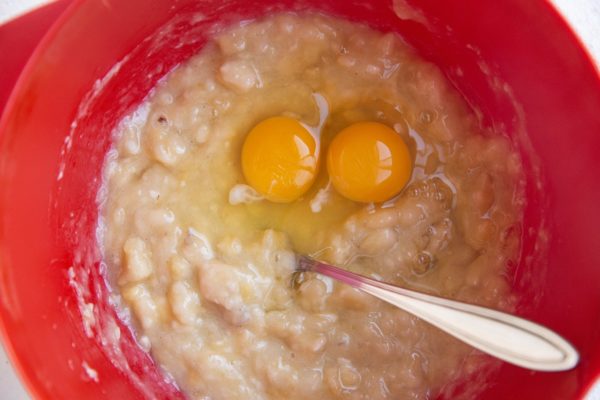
[327, 121, 412, 203]
[242, 116, 318, 203]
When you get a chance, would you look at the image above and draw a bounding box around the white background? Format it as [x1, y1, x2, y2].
[0, 0, 598, 398]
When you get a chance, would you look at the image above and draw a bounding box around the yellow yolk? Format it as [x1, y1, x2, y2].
[327, 121, 412, 203]
[242, 116, 318, 203]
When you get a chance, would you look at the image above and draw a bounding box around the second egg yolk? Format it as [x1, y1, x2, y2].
[242, 116, 318, 203]
[327, 121, 412, 203]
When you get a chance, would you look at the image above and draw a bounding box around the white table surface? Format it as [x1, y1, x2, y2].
[0, 0, 598, 399]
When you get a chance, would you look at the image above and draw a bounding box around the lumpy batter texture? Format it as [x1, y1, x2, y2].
[99, 13, 524, 400]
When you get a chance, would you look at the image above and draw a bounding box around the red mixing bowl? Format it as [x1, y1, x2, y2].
[1, 0, 599, 399]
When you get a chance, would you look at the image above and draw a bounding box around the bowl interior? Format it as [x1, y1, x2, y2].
[0, 0, 599, 399]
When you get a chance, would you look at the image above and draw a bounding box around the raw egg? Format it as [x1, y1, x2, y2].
[242, 116, 319, 203]
[327, 121, 412, 203]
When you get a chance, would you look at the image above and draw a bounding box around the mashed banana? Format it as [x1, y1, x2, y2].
[100, 13, 524, 399]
